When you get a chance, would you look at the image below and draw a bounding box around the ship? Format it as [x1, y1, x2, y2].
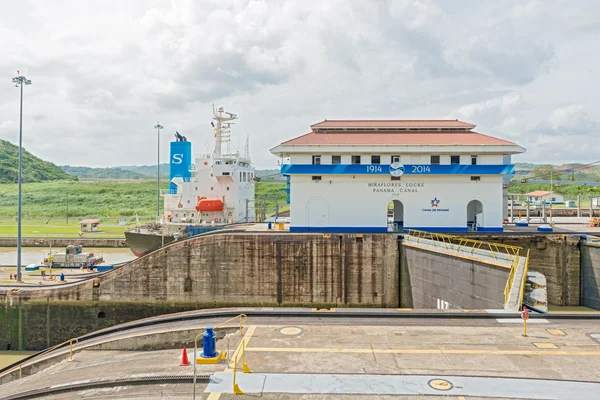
[125, 106, 256, 257]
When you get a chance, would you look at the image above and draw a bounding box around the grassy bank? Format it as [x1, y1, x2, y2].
[0, 180, 288, 237]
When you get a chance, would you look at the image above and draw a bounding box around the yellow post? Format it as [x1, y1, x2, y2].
[69, 339, 73, 362]
[233, 353, 245, 395]
[523, 319, 527, 337]
[241, 339, 253, 374]
[19, 365, 22, 379]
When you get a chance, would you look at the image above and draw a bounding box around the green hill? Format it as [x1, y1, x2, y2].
[61, 165, 150, 180]
[0, 139, 77, 183]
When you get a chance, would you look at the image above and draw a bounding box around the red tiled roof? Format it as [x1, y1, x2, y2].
[311, 119, 475, 129]
[280, 131, 517, 146]
[525, 191, 554, 196]
[79, 219, 100, 224]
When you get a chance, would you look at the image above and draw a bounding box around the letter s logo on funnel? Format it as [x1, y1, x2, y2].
[390, 162, 405, 177]
[172, 154, 183, 164]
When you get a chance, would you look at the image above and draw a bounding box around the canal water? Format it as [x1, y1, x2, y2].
[0, 351, 35, 369]
[0, 247, 136, 267]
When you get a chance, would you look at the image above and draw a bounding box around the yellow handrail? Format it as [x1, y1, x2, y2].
[406, 229, 523, 260]
[1, 337, 79, 379]
[214, 314, 247, 336]
[194, 314, 248, 352]
[518, 249, 531, 310]
[503, 258, 519, 306]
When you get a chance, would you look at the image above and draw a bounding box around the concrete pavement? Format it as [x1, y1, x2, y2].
[2, 317, 600, 399]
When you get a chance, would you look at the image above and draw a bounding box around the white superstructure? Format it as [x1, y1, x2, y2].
[162, 106, 255, 225]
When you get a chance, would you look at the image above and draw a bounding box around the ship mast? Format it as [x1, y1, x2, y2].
[212, 105, 237, 159]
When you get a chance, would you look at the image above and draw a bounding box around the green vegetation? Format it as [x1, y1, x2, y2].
[0, 139, 77, 183]
[513, 162, 600, 182]
[0, 180, 169, 219]
[254, 181, 289, 216]
[60, 166, 150, 180]
[508, 182, 600, 196]
[0, 180, 288, 236]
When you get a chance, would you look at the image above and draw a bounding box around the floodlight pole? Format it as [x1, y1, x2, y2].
[154, 123, 164, 218]
[12, 72, 32, 282]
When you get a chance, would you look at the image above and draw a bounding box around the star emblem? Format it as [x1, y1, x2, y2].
[431, 198, 440, 207]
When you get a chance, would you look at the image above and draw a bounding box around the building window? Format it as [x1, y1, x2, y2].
[391, 176, 401, 181]
[332, 155, 341, 164]
[450, 155, 460, 165]
[312, 155, 321, 165]
[223, 172, 230, 176]
[371, 155, 381, 164]
[431, 155, 440, 165]
[312, 176, 322, 181]
[227, 187, 229, 190]
[211, 187, 213, 191]
[471, 155, 478, 165]
[471, 176, 481, 181]
[391, 155, 401, 164]
[351, 155, 361, 164]
[243, 172, 247, 181]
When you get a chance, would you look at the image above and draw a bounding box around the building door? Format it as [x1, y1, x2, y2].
[387, 200, 404, 232]
[467, 200, 484, 231]
[307, 197, 329, 229]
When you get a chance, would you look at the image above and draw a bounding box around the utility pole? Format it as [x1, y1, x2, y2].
[154, 122, 164, 218]
[12, 71, 32, 282]
[245, 199, 249, 223]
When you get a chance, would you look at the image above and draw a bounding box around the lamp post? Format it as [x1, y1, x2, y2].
[12, 72, 32, 282]
[154, 122, 164, 218]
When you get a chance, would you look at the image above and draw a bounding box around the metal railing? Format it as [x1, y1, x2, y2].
[1, 338, 78, 380]
[503, 258, 519, 307]
[518, 249, 531, 310]
[405, 229, 523, 260]
[213, 313, 247, 336]
[192, 314, 247, 399]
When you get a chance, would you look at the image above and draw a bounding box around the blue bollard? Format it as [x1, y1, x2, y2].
[201, 327, 217, 358]
[267, 222, 272, 230]
[60, 273, 65, 282]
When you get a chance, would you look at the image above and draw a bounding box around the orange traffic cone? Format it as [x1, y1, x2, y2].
[180, 346, 191, 366]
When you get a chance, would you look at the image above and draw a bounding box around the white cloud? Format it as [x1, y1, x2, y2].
[0, 0, 598, 168]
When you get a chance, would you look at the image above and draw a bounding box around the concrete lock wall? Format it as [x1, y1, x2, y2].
[400, 245, 508, 309]
[6, 233, 398, 307]
[581, 243, 600, 310]
[470, 235, 582, 306]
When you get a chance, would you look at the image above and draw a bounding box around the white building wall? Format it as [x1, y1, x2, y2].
[289, 174, 504, 231]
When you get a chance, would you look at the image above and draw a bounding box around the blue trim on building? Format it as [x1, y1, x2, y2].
[281, 164, 515, 176]
[476, 227, 504, 232]
[289, 226, 504, 233]
[290, 226, 388, 233]
[403, 227, 468, 233]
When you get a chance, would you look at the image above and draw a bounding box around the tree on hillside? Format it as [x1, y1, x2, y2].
[532, 165, 561, 180]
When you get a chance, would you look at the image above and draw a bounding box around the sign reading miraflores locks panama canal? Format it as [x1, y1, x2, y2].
[367, 182, 424, 193]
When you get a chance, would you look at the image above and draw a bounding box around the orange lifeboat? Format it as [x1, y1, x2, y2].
[195, 198, 224, 212]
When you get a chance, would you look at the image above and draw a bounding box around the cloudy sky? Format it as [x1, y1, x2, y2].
[1, 0, 599, 169]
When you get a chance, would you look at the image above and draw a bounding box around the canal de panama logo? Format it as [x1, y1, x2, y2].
[423, 197, 449, 212]
[389, 162, 405, 177]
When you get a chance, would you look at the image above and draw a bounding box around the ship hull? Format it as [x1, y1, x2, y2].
[125, 231, 175, 257]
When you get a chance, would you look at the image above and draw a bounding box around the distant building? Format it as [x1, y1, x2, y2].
[592, 197, 600, 207]
[271, 119, 525, 233]
[79, 219, 100, 232]
[525, 191, 564, 205]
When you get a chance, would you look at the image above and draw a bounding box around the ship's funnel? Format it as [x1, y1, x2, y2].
[169, 140, 192, 191]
